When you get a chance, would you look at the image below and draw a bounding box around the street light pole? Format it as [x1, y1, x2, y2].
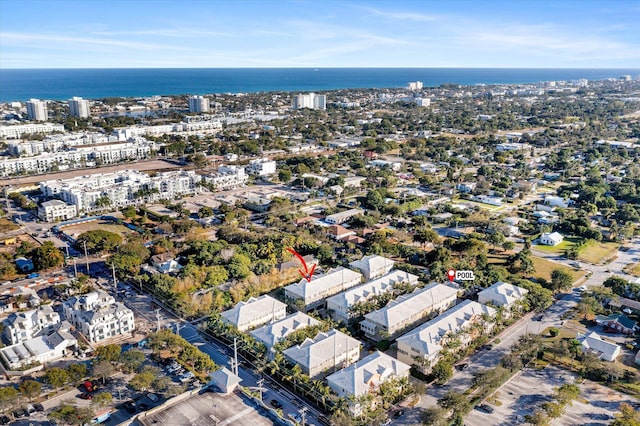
[83, 240, 89, 274]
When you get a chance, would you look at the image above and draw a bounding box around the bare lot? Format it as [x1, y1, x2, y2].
[61, 220, 134, 240]
[465, 366, 636, 426]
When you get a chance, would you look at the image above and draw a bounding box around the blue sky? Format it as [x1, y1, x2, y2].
[1, 0, 639, 68]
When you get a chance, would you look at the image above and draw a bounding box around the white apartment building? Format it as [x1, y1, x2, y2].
[326, 270, 419, 323]
[3, 306, 61, 345]
[203, 165, 248, 190]
[0, 123, 65, 139]
[0, 322, 76, 370]
[348, 255, 395, 280]
[283, 329, 361, 379]
[408, 81, 423, 90]
[396, 300, 496, 373]
[285, 267, 363, 310]
[40, 169, 200, 213]
[8, 132, 120, 156]
[63, 290, 134, 343]
[220, 295, 287, 332]
[415, 98, 431, 107]
[292, 93, 326, 110]
[37, 199, 78, 222]
[26, 99, 48, 121]
[477, 281, 528, 309]
[246, 158, 277, 177]
[188, 95, 210, 113]
[360, 283, 458, 341]
[326, 351, 411, 398]
[250, 312, 321, 358]
[0, 140, 155, 177]
[69, 97, 91, 117]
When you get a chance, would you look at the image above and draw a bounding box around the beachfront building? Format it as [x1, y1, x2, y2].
[292, 93, 326, 110]
[396, 300, 496, 373]
[26, 99, 48, 121]
[284, 267, 363, 310]
[188, 95, 210, 113]
[283, 329, 360, 379]
[220, 295, 287, 332]
[360, 283, 458, 341]
[68, 97, 91, 118]
[326, 270, 419, 323]
[250, 312, 321, 359]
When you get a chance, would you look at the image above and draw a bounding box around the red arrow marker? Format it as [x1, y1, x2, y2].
[287, 247, 316, 282]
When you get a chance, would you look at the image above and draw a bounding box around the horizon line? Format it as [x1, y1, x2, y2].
[2, 66, 640, 71]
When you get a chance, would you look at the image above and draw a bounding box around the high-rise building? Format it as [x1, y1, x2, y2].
[292, 93, 326, 110]
[26, 99, 48, 121]
[408, 81, 423, 91]
[68, 97, 91, 118]
[188, 95, 210, 113]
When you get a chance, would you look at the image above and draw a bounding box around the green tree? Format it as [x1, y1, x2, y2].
[0, 386, 19, 413]
[278, 169, 292, 183]
[76, 230, 123, 253]
[92, 360, 115, 385]
[18, 380, 41, 401]
[550, 269, 573, 291]
[30, 241, 64, 270]
[612, 402, 640, 426]
[198, 206, 214, 218]
[421, 407, 449, 426]
[92, 392, 113, 407]
[67, 362, 88, 379]
[432, 359, 453, 384]
[49, 404, 95, 426]
[45, 367, 68, 389]
[119, 349, 146, 373]
[603, 276, 628, 296]
[130, 366, 157, 391]
[437, 391, 470, 417]
[95, 344, 122, 363]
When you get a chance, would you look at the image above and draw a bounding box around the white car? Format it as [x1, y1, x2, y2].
[179, 372, 195, 382]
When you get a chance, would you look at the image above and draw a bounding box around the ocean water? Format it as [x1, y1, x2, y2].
[0, 68, 638, 102]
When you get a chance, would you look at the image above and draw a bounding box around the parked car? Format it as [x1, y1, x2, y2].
[0, 415, 10, 425]
[12, 408, 28, 418]
[78, 393, 93, 400]
[476, 404, 494, 413]
[270, 399, 283, 409]
[25, 404, 36, 414]
[180, 372, 195, 382]
[33, 403, 44, 412]
[123, 401, 136, 413]
[288, 413, 302, 423]
[392, 409, 405, 418]
[455, 363, 469, 371]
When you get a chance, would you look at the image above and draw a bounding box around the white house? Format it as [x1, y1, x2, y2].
[396, 300, 496, 372]
[220, 295, 287, 332]
[326, 270, 419, 323]
[325, 209, 364, 225]
[63, 290, 134, 343]
[360, 283, 458, 341]
[250, 312, 321, 359]
[284, 267, 363, 310]
[326, 351, 411, 398]
[4, 306, 61, 345]
[540, 232, 564, 246]
[577, 331, 621, 362]
[0, 322, 76, 370]
[477, 282, 528, 310]
[348, 255, 395, 280]
[283, 329, 361, 379]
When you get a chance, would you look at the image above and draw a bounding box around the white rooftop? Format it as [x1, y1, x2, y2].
[283, 329, 360, 371]
[477, 281, 528, 307]
[285, 267, 363, 301]
[250, 312, 320, 349]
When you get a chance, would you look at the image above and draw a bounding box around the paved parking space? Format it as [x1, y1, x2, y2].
[138, 391, 273, 426]
[464, 366, 636, 426]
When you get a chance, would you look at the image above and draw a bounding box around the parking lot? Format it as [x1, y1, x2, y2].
[138, 390, 274, 426]
[464, 366, 636, 426]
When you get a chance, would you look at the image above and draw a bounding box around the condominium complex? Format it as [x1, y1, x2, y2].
[220, 295, 287, 332]
[360, 283, 458, 341]
[3, 306, 61, 345]
[396, 300, 496, 372]
[203, 165, 249, 190]
[7, 132, 120, 156]
[68, 97, 91, 117]
[292, 93, 327, 110]
[188, 95, 210, 113]
[326, 351, 411, 398]
[0, 139, 156, 177]
[0, 123, 65, 139]
[284, 267, 363, 310]
[326, 270, 419, 323]
[63, 290, 135, 343]
[40, 169, 200, 213]
[348, 255, 395, 280]
[26, 99, 48, 121]
[283, 329, 361, 379]
[250, 312, 321, 358]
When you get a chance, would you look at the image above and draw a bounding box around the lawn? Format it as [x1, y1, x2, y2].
[62, 220, 135, 239]
[0, 217, 19, 233]
[623, 263, 640, 277]
[534, 237, 579, 254]
[531, 256, 585, 282]
[577, 240, 620, 264]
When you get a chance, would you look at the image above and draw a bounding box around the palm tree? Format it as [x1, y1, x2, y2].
[568, 339, 582, 361]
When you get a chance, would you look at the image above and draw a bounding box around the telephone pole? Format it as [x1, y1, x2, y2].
[155, 308, 162, 332]
[299, 407, 308, 426]
[256, 378, 264, 401]
[83, 240, 89, 274]
[111, 262, 117, 292]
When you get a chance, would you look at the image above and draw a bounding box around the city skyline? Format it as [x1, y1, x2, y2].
[1, 0, 639, 69]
